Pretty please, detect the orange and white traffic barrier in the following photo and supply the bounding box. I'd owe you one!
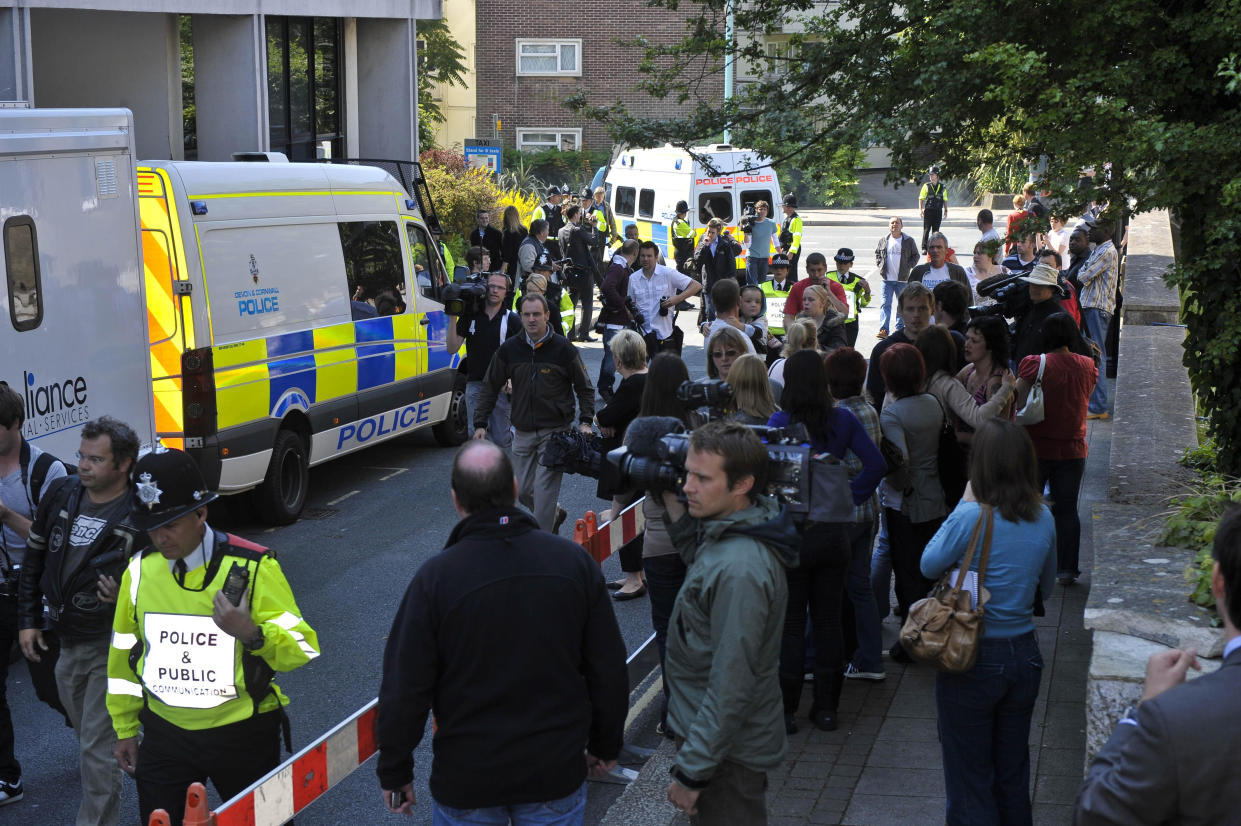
[579,497,645,565]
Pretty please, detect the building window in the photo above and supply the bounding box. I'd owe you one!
[516,129,581,152]
[4,216,42,332]
[267,17,345,161]
[515,39,581,77]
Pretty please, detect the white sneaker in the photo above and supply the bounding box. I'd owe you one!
[0,778,23,806]
[844,663,886,682]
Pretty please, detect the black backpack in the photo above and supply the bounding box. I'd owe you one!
[19,440,74,508]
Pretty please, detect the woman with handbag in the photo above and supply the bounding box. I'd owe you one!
[1015,312,1098,586]
[955,315,1017,445]
[767,350,885,733]
[920,418,1056,826]
[878,343,946,658]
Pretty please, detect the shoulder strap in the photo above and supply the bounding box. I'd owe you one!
[950,512,986,594]
[1036,353,1046,383]
[974,506,995,588]
[29,451,61,508]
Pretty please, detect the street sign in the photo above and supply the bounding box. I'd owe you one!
[464,138,502,175]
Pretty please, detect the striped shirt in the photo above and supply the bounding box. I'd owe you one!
[1077,240,1119,313]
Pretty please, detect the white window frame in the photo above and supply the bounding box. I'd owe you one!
[515,39,582,77]
[515,128,582,152]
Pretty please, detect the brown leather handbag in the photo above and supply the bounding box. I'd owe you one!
[899,505,994,673]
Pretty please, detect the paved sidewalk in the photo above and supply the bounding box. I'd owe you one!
[600,412,1112,826]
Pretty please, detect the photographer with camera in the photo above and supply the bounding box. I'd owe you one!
[741,200,779,286]
[630,240,702,358]
[558,205,601,342]
[1012,263,1068,367]
[597,239,643,402]
[472,293,595,534]
[657,420,798,823]
[446,271,521,449]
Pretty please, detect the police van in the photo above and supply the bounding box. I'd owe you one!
[602,144,783,271]
[1,107,158,461]
[137,157,464,523]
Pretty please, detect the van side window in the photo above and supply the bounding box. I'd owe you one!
[614,186,636,218]
[339,221,406,318]
[740,190,774,215]
[698,193,733,224]
[638,189,655,219]
[3,217,42,332]
[405,221,447,298]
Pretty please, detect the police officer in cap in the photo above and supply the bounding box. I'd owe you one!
[671,200,695,275]
[107,448,320,825]
[532,186,566,259]
[779,194,804,280]
[826,248,872,347]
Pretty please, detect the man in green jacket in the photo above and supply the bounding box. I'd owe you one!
[660,421,799,825]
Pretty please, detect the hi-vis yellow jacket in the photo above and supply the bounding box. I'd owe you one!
[106,529,319,737]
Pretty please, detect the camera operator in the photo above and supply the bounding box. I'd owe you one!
[630,241,702,358]
[598,239,643,402]
[658,421,798,823]
[517,219,559,287]
[558,205,601,342]
[1012,263,1067,367]
[472,293,595,534]
[446,271,521,450]
[741,200,779,286]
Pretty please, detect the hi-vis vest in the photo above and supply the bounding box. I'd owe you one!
[761,279,792,335]
[827,270,868,321]
[106,533,319,737]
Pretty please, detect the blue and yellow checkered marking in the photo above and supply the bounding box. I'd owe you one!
[210,311,450,430]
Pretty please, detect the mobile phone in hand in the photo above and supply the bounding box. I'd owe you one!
[388,789,407,809]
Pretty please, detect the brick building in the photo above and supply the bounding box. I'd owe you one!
[474,0,722,153]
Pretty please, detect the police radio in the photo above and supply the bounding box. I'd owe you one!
[221,563,250,606]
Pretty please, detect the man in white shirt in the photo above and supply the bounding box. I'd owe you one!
[628,241,702,357]
[977,209,1003,263]
[873,216,920,339]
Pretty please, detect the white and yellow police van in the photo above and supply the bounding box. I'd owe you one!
[1,107,158,459]
[137,157,464,523]
[602,144,783,271]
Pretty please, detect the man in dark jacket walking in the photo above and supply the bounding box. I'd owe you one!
[558,205,601,341]
[468,208,503,272]
[659,422,798,825]
[378,440,627,823]
[694,218,743,324]
[473,293,595,533]
[597,239,641,401]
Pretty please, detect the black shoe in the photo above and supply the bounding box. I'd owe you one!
[606,579,625,591]
[553,506,568,534]
[889,642,913,664]
[578,334,598,342]
[784,713,799,735]
[809,669,844,731]
[613,584,647,601]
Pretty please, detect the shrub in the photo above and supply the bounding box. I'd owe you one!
[496,188,540,227]
[422,165,502,250]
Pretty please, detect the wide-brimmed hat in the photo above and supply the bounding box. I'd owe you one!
[133,447,218,531]
[1018,263,1063,293]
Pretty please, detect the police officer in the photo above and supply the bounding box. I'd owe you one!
[532,186,566,259]
[760,253,796,342]
[780,194,804,281]
[671,200,695,275]
[107,448,319,825]
[825,248,872,347]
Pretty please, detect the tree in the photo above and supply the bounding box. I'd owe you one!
[416,19,469,150]
[571,0,1241,472]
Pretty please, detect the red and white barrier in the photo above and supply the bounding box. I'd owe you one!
[574,497,646,565]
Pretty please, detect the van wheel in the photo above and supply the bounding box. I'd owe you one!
[254,430,308,525]
[433,378,469,447]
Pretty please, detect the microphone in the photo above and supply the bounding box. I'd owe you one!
[622,416,686,457]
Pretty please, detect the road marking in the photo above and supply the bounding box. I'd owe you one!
[378,468,408,481]
[624,675,663,731]
[327,490,360,506]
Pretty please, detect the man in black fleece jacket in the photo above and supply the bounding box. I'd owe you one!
[377,441,627,820]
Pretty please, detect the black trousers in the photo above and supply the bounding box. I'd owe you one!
[886,508,944,616]
[921,208,943,251]
[780,522,851,681]
[0,594,66,783]
[136,707,283,824]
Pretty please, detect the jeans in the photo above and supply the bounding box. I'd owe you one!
[433,781,586,826]
[465,381,513,450]
[936,631,1043,826]
[745,257,769,286]
[878,281,906,332]
[845,520,884,674]
[870,509,892,619]
[57,638,121,826]
[780,522,851,680]
[1038,457,1086,577]
[597,327,619,399]
[1080,307,1112,413]
[886,508,943,617]
[511,427,565,532]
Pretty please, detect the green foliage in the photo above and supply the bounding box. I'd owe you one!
[500,148,611,193]
[777,145,864,208]
[969,159,1030,198]
[416,19,469,150]
[1161,441,1239,616]
[420,155,503,249]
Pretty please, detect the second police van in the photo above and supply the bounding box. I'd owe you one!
[137,157,465,523]
[602,144,783,274]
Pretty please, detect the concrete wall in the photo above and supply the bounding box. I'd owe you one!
[29,8,182,159]
[356,17,419,160]
[192,13,267,160]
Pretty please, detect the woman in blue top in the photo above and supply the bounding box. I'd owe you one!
[768,349,885,734]
[920,418,1056,826]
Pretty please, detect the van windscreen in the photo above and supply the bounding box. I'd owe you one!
[698,192,733,224]
[740,190,775,215]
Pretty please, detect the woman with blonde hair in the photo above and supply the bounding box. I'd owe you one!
[500,204,527,278]
[799,284,848,353]
[768,317,820,391]
[726,354,778,425]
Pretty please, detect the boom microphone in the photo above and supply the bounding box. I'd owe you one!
[622,416,686,457]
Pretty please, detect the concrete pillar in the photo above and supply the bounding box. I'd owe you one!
[29,9,181,159]
[192,14,268,160]
[343,18,360,158]
[0,6,34,103]
[356,17,418,160]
